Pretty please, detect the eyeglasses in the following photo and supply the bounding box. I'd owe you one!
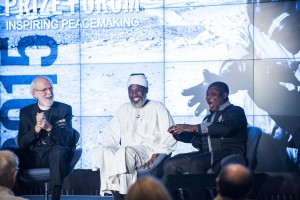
[34,87,53,93]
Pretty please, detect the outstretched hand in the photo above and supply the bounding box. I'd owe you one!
[168,124,198,134]
[182,82,208,116]
[182,69,223,116]
[140,154,159,169]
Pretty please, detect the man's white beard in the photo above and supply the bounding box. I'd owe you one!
[131,96,147,108]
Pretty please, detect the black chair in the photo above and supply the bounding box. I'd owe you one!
[136,153,172,178]
[19,129,82,200]
[208,126,262,173]
[165,127,263,200]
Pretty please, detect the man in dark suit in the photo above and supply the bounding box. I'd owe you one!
[163,81,248,180]
[11,76,74,200]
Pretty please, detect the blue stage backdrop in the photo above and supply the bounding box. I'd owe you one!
[1,0,300,171]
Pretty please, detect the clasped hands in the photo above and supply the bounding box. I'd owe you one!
[35,112,52,133]
[168,124,198,134]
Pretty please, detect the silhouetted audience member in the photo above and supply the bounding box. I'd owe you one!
[0,150,28,200]
[214,164,253,200]
[125,176,172,200]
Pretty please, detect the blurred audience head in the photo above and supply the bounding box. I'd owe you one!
[0,150,19,189]
[125,176,171,200]
[216,164,254,200]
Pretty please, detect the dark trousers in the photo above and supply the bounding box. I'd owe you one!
[162,150,233,183]
[8,145,70,189]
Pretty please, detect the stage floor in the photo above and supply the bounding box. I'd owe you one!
[23,196,114,200]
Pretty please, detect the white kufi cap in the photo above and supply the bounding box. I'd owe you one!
[127,73,148,88]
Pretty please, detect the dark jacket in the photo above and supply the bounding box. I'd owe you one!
[174,103,248,156]
[18,101,74,153]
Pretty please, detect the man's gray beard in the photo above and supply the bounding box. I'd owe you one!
[39,99,54,109]
[131,97,147,108]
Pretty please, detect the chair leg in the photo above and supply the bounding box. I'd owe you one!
[44,182,49,200]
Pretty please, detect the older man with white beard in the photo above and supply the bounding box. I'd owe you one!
[92,73,177,200]
[4,76,74,200]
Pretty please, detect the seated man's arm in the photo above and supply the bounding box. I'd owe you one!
[49,104,74,148]
[168,124,198,143]
[140,102,177,168]
[100,111,123,147]
[18,109,40,149]
[200,106,247,137]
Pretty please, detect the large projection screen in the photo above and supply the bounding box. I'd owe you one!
[1,0,300,171]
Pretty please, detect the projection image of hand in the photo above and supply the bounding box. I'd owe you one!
[182,0,300,169]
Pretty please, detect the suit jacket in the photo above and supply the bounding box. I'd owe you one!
[17,101,74,154]
[173,103,247,156]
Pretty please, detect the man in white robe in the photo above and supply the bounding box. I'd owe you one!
[92,73,177,200]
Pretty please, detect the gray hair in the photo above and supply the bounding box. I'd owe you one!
[0,150,19,188]
[30,76,53,96]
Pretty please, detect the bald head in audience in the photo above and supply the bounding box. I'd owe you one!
[215,164,253,200]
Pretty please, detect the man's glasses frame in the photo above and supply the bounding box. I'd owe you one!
[34,87,53,93]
